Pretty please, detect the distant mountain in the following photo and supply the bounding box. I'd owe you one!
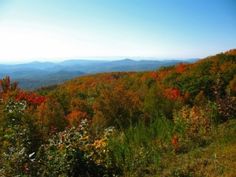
[15,70,85,90]
[0,58,198,90]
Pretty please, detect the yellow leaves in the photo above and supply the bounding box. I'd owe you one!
[93,139,107,149]
[79,135,89,142]
[174,106,212,139]
[58,144,65,151]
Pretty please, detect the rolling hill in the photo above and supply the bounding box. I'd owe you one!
[0,58,197,90]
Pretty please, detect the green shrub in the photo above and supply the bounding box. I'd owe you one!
[107,116,173,176]
[36,119,119,177]
[0,100,40,177]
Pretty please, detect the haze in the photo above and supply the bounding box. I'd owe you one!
[0,0,235,64]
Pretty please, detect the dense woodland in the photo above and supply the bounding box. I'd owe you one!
[0,50,236,177]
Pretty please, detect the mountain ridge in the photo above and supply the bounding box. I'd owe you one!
[0,58,197,90]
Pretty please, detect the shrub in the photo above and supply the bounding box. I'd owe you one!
[144,85,182,120]
[173,106,212,147]
[36,119,118,177]
[0,100,40,177]
[216,96,236,122]
[227,75,236,96]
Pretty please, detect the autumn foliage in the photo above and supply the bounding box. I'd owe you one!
[16,91,46,105]
[0,76,18,93]
[0,49,236,176]
[66,110,88,127]
[176,63,186,73]
[164,88,181,100]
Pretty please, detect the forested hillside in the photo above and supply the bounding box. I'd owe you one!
[0,59,191,90]
[0,50,235,177]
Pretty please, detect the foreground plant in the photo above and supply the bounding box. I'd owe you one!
[36,119,118,177]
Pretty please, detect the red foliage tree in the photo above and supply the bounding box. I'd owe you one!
[16,91,46,106]
[176,63,186,73]
[149,72,159,80]
[164,88,181,100]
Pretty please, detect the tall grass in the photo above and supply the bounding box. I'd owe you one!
[107,115,173,175]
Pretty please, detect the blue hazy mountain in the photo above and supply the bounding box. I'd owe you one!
[0,58,198,90]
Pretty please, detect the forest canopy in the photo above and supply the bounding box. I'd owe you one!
[0,50,236,177]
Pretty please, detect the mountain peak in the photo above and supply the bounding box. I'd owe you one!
[122,58,134,62]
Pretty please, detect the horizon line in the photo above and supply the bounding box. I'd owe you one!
[0,57,199,65]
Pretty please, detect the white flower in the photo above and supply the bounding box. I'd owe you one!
[29,152,35,158]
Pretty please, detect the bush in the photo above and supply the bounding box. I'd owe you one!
[0,100,40,177]
[216,96,236,122]
[144,85,182,120]
[36,119,118,177]
[173,106,212,148]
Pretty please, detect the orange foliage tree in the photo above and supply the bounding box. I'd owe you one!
[66,110,89,127]
[92,84,142,129]
[36,97,66,137]
[175,63,186,73]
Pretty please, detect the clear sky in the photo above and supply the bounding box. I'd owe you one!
[0,0,235,63]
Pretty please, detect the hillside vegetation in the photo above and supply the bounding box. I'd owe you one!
[0,59,189,90]
[0,50,235,177]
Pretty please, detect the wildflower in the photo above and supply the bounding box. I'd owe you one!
[171,134,179,152]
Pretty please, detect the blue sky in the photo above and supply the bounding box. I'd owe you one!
[0,0,235,63]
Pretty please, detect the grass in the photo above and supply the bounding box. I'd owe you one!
[107,118,236,177]
[156,119,236,177]
[107,116,173,176]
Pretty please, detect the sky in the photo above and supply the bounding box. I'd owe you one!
[0,0,235,63]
